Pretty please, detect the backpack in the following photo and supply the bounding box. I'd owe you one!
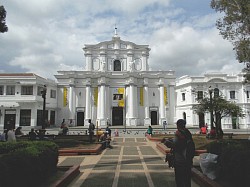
[92,123,95,130]
[185,138,195,163]
[180,129,195,164]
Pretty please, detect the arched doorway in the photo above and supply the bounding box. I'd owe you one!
[198,113,205,128]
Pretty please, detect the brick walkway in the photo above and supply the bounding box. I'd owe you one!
[58,137,201,187]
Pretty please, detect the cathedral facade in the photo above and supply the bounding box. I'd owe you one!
[55,33,176,127]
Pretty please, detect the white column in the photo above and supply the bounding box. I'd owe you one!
[85,85,92,122]
[85,54,92,71]
[100,85,106,119]
[169,83,176,124]
[97,86,101,120]
[125,86,129,125]
[106,86,110,122]
[69,85,75,120]
[97,76,107,127]
[128,84,138,126]
[129,85,135,118]
[142,52,149,71]
[159,85,166,125]
[144,85,151,125]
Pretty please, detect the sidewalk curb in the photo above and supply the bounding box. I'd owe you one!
[192,167,222,187]
[59,144,102,156]
[50,165,80,187]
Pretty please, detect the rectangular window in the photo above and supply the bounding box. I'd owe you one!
[50,111,55,125]
[182,93,186,101]
[113,94,123,100]
[37,86,44,96]
[197,91,203,100]
[21,86,33,95]
[247,91,249,99]
[230,91,236,99]
[50,89,56,98]
[6,85,15,95]
[37,110,48,126]
[0,85,4,95]
[20,109,31,126]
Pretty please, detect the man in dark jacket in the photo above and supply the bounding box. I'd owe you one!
[163,119,194,187]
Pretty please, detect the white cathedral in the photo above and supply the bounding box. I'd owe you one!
[0,31,250,130]
[55,31,176,128]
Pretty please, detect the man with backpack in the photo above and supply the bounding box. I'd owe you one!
[88,119,95,143]
[163,119,195,187]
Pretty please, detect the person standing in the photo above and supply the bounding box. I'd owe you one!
[88,119,95,143]
[105,124,111,137]
[163,119,194,187]
[163,120,167,130]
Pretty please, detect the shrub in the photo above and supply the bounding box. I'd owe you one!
[0,141,58,187]
[206,139,250,185]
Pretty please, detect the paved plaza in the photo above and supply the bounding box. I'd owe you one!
[58,137,201,187]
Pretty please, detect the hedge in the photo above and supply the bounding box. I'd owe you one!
[0,141,58,187]
[206,139,250,186]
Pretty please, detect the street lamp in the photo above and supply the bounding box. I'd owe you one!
[41,85,47,129]
[208,87,214,129]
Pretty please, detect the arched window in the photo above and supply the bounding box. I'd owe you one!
[114,60,121,71]
[183,112,186,120]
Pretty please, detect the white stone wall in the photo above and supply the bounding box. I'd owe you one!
[175,73,250,129]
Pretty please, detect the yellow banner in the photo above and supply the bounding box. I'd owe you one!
[118,88,125,107]
[164,87,168,105]
[140,87,143,106]
[63,87,68,107]
[94,87,98,106]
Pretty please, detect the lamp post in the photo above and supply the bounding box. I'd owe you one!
[41,85,47,129]
[208,87,214,129]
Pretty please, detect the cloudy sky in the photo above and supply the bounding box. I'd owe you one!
[0,0,244,80]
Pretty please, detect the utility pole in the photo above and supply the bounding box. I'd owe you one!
[41,85,47,129]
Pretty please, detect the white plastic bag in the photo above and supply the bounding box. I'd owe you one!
[200,153,219,180]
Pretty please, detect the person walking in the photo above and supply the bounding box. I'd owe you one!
[88,119,95,143]
[162,119,195,187]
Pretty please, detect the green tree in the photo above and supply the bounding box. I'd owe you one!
[211,0,250,81]
[193,93,244,138]
[0,5,8,33]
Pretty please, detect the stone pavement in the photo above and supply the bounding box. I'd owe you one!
[58,137,201,187]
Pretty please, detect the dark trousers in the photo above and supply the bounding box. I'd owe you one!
[89,132,94,143]
[174,165,191,187]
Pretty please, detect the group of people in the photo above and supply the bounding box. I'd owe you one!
[0,127,25,142]
[0,126,51,142]
[88,119,112,148]
[199,123,217,139]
